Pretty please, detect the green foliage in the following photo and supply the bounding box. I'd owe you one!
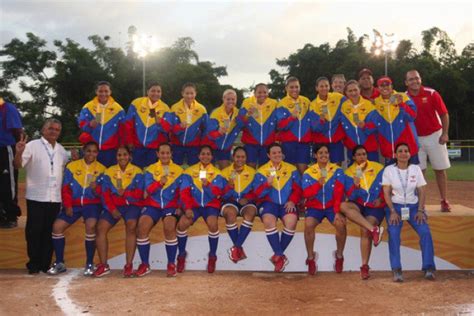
[268,28,473,139]
[1,34,241,141]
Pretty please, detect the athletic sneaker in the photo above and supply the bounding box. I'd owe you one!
[228,246,240,263]
[274,255,289,273]
[333,251,344,273]
[123,264,133,278]
[371,226,384,247]
[207,255,217,273]
[441,200,451,212]
[83,263,95,276]
[360,264,370,280]
[306,252,317,275]
[135,263,151,277]
[393,269,403,282]
[167,263,177,277]
[93,263,110,277]
[47,262,67,275]
[239,247,247,260]
[177,252,187,273]
[424,269,436,280]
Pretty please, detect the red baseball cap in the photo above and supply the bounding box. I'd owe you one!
[358,68,373,78]
[377,76,393,86]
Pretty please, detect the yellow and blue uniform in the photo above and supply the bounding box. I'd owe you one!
[344,161,386,223]
[221,164,257,213]
[141,161,184,223]
[52,159,106,267]
[340,97,379,161]
[98,163,144,225]
[203,104,243,161]
[124,97,170,168]
[78,97,126,167]
[373,92,419,163]
[302,163,345,223]
[236,96,278,165]
[276,95,313,164]
[160,99,208,165]
[179,163,226,258]
[310,93,345,163]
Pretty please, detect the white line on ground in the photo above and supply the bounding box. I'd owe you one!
[52,269,88,315]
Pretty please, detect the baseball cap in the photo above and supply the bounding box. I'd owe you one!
[377,76,393,86]
[358,68,373,78]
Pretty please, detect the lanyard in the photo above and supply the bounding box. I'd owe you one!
[41,140,56,175]
[396,167,410,206]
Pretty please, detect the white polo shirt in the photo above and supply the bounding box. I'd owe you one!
[382,164,427,205]
[22,137,68,203]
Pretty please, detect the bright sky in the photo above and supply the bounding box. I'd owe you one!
[1,0,473,89]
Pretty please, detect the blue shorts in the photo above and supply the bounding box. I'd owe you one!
[172,145,200,166]
[221,201,258,216]
[282,142,311,164]
[140,206,178,224]
[192,207,220,222]
[258,201,297,220]
[385,154,420,166]
[133,147,157,169]
[57,204,102,224]
[97,149,117,168]
[305,208,336,223]
[100,205,141,225]
[352,202,385,224]
[244,144,269,165]
[214,149,231,162]
[328,142,344,163]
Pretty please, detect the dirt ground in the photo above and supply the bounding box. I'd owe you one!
[0,270,472,315]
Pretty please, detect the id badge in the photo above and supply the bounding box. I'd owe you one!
[95,112,102,123]
[186,113,193,124]
[149,108,156,118]
[320,168,328,178]
[49,176,57,188]
[223,119,230,130]
[199,170,207,179]
[163,166,170,176]
[353,113,360,124]
[86,174,93,186]
[116,179,123,190]
[401,207,410,221]
[322,104,329,116]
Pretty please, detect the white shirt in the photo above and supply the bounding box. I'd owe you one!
[22,137,68,203]
[382,164,427,205]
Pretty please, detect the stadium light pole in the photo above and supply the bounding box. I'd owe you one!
[372,30,398,76]
[132,34,159,96]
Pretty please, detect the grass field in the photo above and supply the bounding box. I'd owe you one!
[17,161,474,182]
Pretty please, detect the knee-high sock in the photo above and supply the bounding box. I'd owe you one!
[84,234,96,265]
[177,230,188,257]
[136,237,151,265]
[280,228,295,252]
[236,220,253,247]
[165,238,178,264]
[265,228,283,256]
[226,223,238,245]
[208,231,219,257]
[52,233,65,264]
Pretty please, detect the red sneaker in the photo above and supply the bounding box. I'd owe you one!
[123,263,133,278]
[441,200,451,212]
[177,252,186,273]
[207,255,217,273]
[274,255,288,273]
[93,263,110,278]
[371,226,384,247]
[228,246,240,263]
[360,264,370,280]
[167,263,177,277]
[238,247,247,261]
[134,263,150,277]
[333,251,344,273]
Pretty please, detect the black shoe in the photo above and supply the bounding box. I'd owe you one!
[0,221,17,229]
[28,269,40,275]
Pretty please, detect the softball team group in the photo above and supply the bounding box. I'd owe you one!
[44,73,436,282]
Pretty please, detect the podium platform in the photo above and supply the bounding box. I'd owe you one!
[1,205,473,271]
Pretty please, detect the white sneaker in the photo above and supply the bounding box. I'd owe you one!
[83,263,95,276]
[47,262,67,275]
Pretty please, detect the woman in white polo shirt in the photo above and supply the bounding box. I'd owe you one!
[382,143,436,282]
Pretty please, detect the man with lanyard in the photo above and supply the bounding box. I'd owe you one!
[0,98,23,228]
[406,70,451,212]
[14,118,69,274]
[358,68,380,103]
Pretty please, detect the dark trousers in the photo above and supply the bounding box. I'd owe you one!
[0,145,20,222]
[25,200,60,272]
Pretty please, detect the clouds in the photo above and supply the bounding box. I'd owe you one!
[1,0,472,88]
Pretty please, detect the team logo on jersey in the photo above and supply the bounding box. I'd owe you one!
[108,108,115,113]
[177,109,184,115]
[76,170,82,176]
[140,107,147,113]
[422,97,428,103]
[193,109,200,115]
